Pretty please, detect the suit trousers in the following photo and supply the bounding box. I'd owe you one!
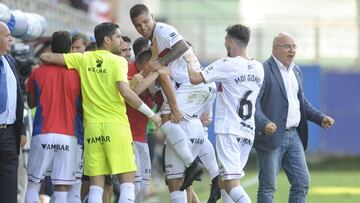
[0,125,19,203]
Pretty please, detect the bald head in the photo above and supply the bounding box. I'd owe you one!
[0,22,11,55]
[271,32,297,68]
[272,32,295,46]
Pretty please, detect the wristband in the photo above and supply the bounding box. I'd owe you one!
[137,103,155,118]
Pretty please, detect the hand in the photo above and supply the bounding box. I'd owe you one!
[150,114,162,129]
[170,110,183,123]
[151,37,159,60]
[200,112,211,127]
[321,116,335,129]
[264,122,277,135]
[20,135,27,148]
[183,50,195,63]
[148,58,162,72]
[157,66,170,76]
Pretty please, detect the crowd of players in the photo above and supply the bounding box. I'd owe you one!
[0,3,335,203]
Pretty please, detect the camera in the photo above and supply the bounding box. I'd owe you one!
[10,43,35,90]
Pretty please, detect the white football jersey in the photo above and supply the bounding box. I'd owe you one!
[153,22,201,83]
[201,56,264,140]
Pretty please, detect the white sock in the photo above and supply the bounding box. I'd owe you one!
[88,185,103,203]
[135,180,150,203]
[119,183,135,203]
[67,182,82,203]
[199,138,219,179]
[170,190,187,203]
[52,191,68,203]
[25,181,41,203]
[229,186,251,203]
[134,181,141,201]
[221,189,234,203]
[161,121,194,167]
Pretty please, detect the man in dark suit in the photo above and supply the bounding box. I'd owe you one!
[0,22,26,203]
[254,32,334,203]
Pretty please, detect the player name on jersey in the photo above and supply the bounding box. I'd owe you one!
[234,74,262,88]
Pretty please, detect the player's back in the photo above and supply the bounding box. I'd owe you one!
[26,65,81,136]
[203,56,264,139]
[64,50,129,125]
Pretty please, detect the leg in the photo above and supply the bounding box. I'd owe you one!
[255,148,282,203]
[0,127,19,203]
[135,142,151,203]
[89,175,105,203]
[161,116,195,167]
[216,134,252,203]
[52,185,69,203]
[102,177,113,203]
[168,178,187,203]
[282,131,310,203]
[198,137,220,202]
[117,171,136,203]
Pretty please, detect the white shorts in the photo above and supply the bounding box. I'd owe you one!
[27,133,78,185]
[164,119,206,179]
[134,141,151,183]
[216,133,253,181]
[162,83,216,119]
[74,144,84,182]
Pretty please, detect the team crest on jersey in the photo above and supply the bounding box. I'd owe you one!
[96,59,103,68]
[88,59,107,73]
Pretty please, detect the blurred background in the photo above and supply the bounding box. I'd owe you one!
[1,0,359,202]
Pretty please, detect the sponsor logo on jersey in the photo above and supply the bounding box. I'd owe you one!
[87,135,111,144]
[87,59,107,73]
[41,144,70,151]
[190,138,204,145]
[236,137,252,145]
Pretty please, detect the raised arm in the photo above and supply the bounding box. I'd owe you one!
[39,53,66,66]
[183,51,205,84]
[158,40,189,65]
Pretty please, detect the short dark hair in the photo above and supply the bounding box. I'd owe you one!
[121,36,131,43]
[130,4,150,20]
[226,24,250,47]
[133,37,150,57]
[51,30,71,53]
[85,42,97,51]
[135,49,152,70]
[94,22,120,48]
[72,32,89,46]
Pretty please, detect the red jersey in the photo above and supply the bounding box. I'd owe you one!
[25,65,81,137]
[126,62,153,143]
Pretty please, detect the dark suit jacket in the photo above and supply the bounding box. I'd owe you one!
[254,56,324,151]
[3,54,24,154]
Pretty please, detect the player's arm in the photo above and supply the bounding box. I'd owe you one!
[183,51,205,84]
[39,53,66,66]
[158,73,183,123]
[158,40,189,65]
[116,81,162,127]
[26,92,37,109]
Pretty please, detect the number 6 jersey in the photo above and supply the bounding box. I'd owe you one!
[201,56,264,141]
